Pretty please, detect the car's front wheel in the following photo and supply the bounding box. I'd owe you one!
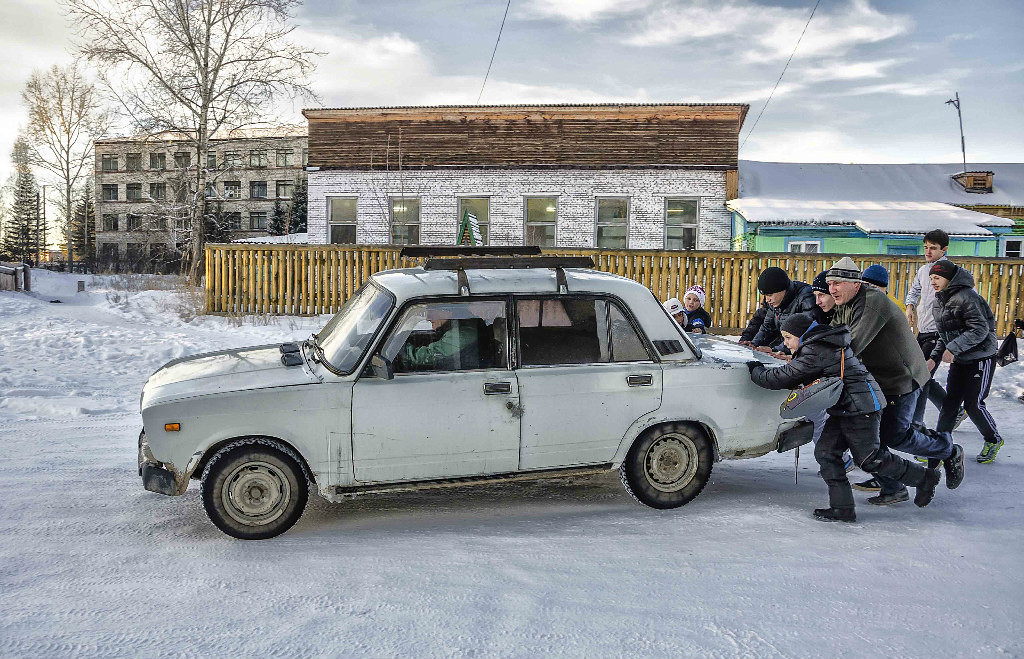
[201,440,309,540]
[619,423,714,509]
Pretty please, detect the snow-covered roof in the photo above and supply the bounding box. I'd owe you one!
[727,199,1014,237]
[233,233,309,244]
[739,161,1024,206]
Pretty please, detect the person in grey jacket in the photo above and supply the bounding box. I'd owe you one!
[927,260,1005,463]
[827,256,964,503]
[748,313,940,522]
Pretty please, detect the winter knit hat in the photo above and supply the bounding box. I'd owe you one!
[684,285,706,308]
[757,267,791,294]
[663,298,684,315]
[780,312,816,338]
[825,256,862,283]
[929,260,958,281]
[811,271,830,294]
[861,264,889,288]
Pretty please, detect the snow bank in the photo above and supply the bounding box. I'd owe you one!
[1,270,1022,658]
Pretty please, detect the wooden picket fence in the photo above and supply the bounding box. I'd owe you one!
[204,244,1024,336]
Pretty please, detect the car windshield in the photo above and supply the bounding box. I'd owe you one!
[315,282,393,374]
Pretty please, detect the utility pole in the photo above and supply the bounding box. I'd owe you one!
[945,92,966,173]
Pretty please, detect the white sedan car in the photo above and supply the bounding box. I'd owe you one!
[139,253,809,539]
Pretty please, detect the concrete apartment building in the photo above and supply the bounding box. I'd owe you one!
[93,128,308,270]
[302,104,747,250]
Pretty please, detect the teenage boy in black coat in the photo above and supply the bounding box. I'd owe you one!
[928,260,1005,463]
[748,313,941,522]
[740,267,816,354]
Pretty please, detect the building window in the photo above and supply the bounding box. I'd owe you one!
[275,180,294,198]
[1005,239,1023,258]
[276,149,293,167]
[525,197,557,247]
[249,149,268,168]
[225,151,242,168]
[788,240,821,254]
[150,152,166,170]
[154,216,167,230]
[101,154,118,172]
[126,214,141,231]
[596,197,629,249]
[102,214,118,231]
[302,148,308,166]
[126,242,145,264]
[390,197,420,245]
[149,182,166,201]
[223,181,241,199]
[249,211,267,230]
[206,152,216,169]
[100,243,118,261]
[250,180,267,199]
[174,183,189,203]
[665,198,698,250]
[225,212,242,230]
[205,183,217,198]
[174,151,191,169]
[329,197,357,244]
[125,153,142,171]
[125,183,142,201]
[102,184,118,201]
[458,197,489,245]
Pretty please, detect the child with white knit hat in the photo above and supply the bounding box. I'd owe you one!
[664,285,712,334]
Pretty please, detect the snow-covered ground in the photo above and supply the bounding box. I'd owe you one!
[1,270,1022,659]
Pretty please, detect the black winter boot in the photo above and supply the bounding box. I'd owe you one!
[813,507,856,523]
[944,444,965,489]
[914,468,941,507]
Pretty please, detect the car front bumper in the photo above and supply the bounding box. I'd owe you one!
[138,430,190,496]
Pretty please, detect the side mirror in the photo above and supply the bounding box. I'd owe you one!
[370,354,394,380]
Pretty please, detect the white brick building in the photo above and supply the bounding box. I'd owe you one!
[303,104,746,251]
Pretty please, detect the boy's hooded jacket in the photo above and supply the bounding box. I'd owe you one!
[749,323,883,416]
[931,267,998,363]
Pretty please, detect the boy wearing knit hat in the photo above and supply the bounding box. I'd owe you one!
[827,255,965,503]
[748,312,941,521]
[861,264,905,312]
[739,266,816,353]
[927,261,1005,463]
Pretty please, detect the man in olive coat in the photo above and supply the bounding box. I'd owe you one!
[827,257,964,504]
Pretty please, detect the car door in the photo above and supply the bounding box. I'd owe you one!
[350,298,520,483]
[513,296,663,470]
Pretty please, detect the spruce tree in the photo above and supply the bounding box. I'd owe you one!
[70,184,96,265]
[289,178,307,234]
[268,198,287,236]
[7,170,39,264]
[204,201,230,244]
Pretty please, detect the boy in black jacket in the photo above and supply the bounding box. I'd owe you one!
[748,313,941,522]
[928,260,1004,463]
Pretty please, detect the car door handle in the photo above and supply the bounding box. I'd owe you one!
[483,381,512,395]
[626,374,654,387]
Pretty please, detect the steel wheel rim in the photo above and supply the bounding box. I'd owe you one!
[644,434,699,493]
[222,461,291,527]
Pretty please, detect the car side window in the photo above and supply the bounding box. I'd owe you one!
[381,300,508,374]
[516,297,651,366]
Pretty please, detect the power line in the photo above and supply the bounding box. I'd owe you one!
[740,0,820,151]
[477,0,512,103]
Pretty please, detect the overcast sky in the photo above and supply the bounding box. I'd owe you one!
[0,0,1021,196]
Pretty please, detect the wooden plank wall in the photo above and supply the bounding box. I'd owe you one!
[204,245,1024,337]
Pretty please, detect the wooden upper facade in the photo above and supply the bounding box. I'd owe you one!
[303,104,748,170]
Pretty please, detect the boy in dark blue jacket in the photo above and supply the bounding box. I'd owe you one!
[748,313,941,522]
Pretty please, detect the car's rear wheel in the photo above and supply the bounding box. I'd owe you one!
[619,423,714,509]
[201,441,308,540]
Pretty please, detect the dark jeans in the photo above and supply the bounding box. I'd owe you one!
[912,332,947,425]
[938,358,1001,442]
[815,412,927,510]
[877,388,953,495]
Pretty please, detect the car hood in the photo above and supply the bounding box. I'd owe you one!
[689,334,780,367]
[141,344,318,410]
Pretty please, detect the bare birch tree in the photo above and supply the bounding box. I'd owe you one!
[66,0,319,281]
[22,63,112,272]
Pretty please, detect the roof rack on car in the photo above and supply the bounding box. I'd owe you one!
[421,255,595,296]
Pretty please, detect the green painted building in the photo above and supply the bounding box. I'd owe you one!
[730,162,1022,256]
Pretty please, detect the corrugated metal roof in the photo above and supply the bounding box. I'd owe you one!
[727,198,1014,237]
[739,161,1024,206]
[305,102,747,112]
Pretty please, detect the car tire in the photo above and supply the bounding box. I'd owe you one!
[201,440,309,540]
[619,423,714,509]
